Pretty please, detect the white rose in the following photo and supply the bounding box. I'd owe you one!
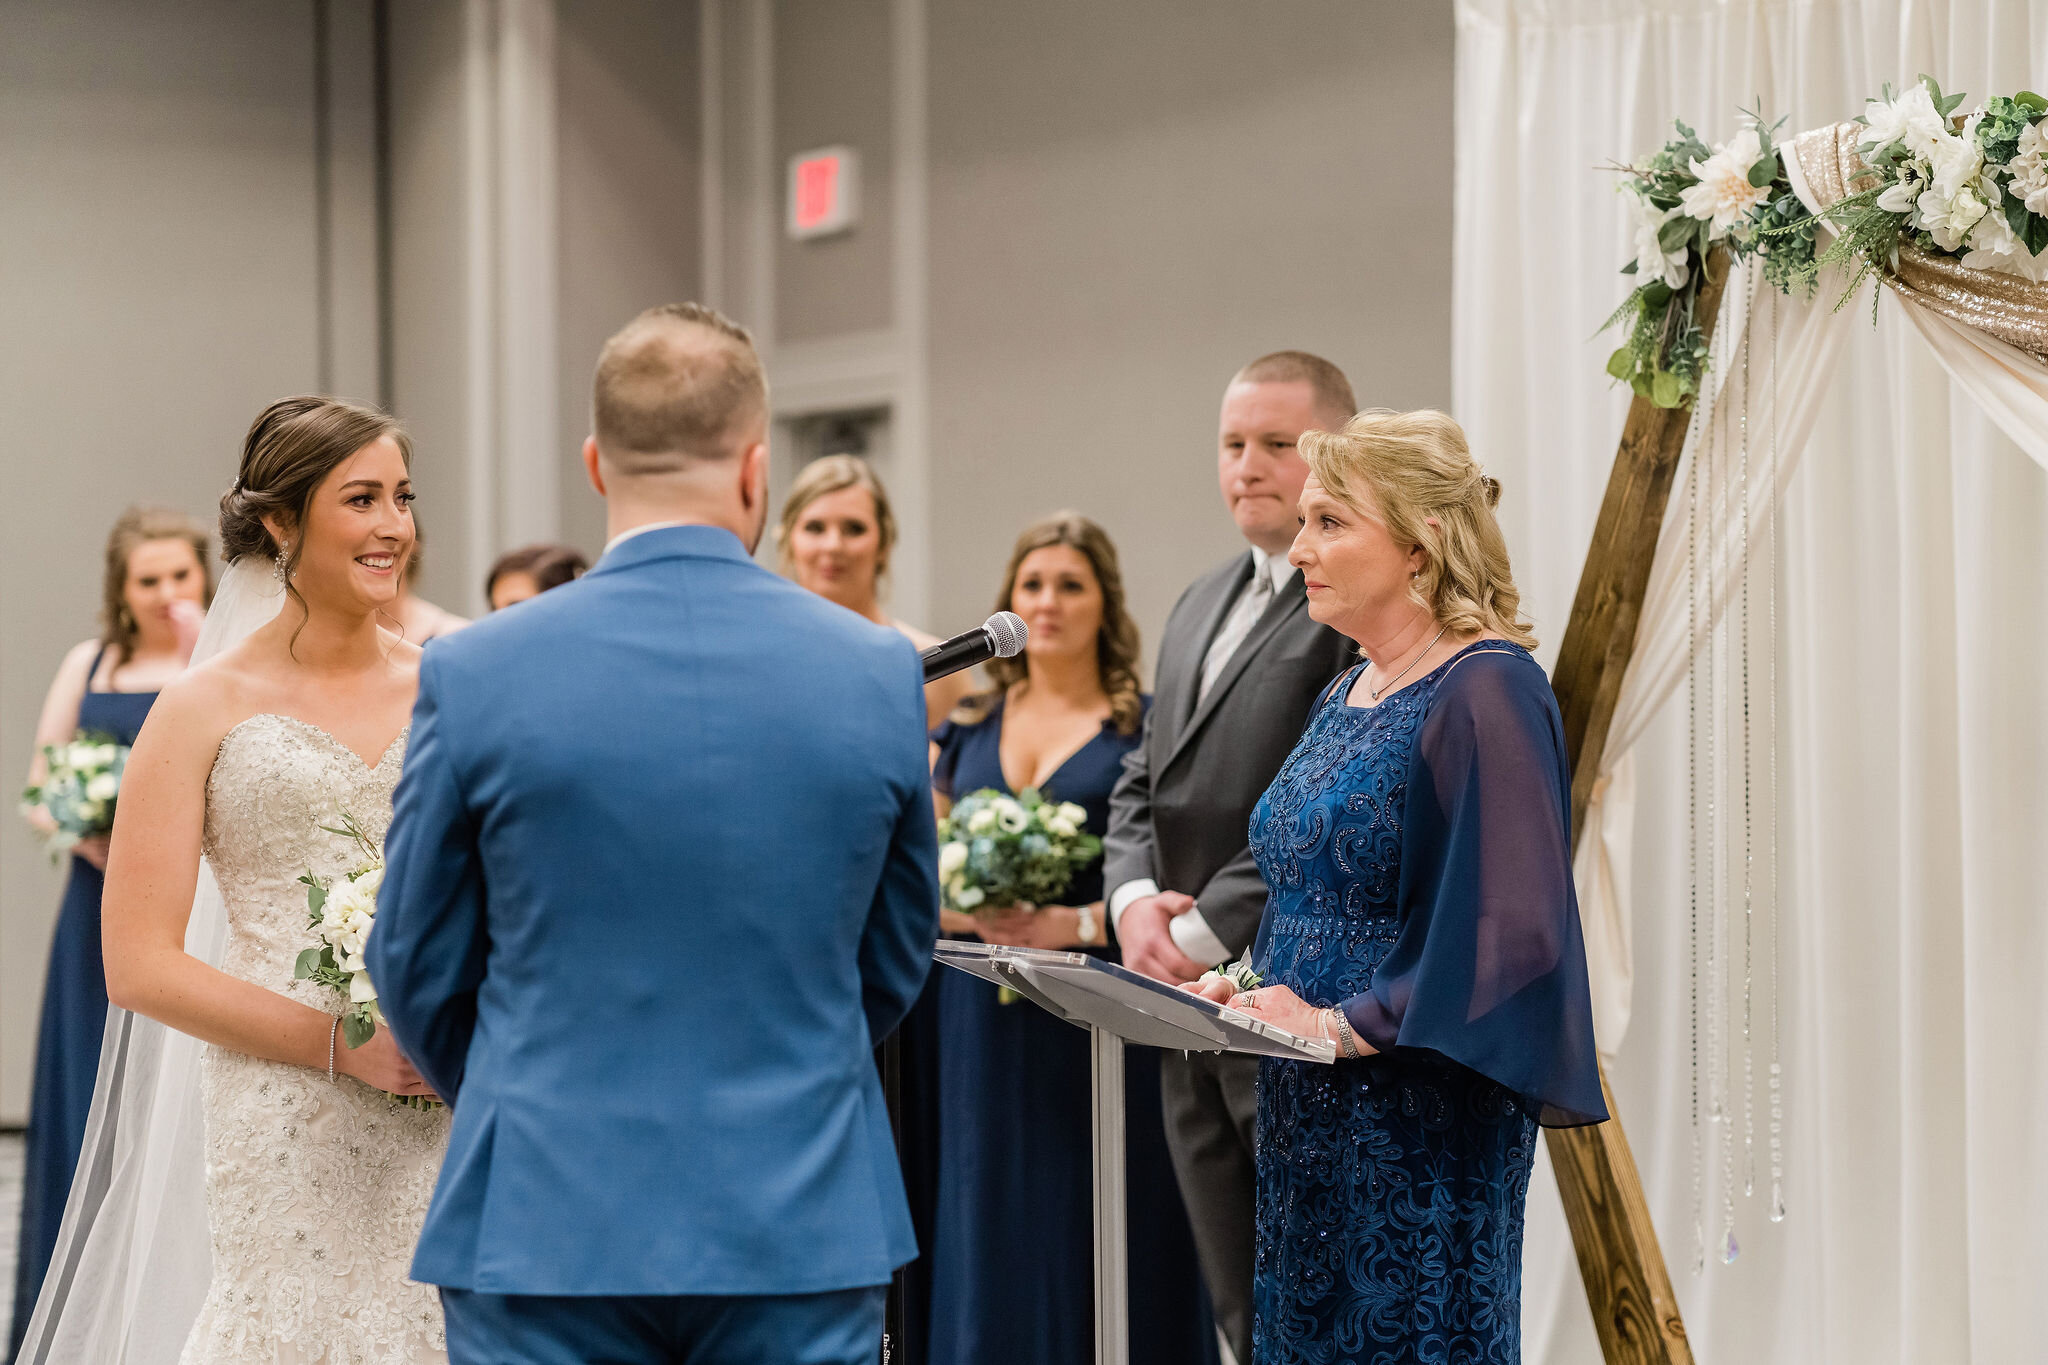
[353,865,384,899]
[341,952,366,972]
[1917,183,1988,250]
[938,842,968,876]
[1961,206,2048,281]
[1626,193,1691,290]
[967,808,998,834]
[1862,83,1947,159]
[1928,124,1986,201]
[956,886,986,910]
[66,742,96,770]
[1046,816,1079,839]
[85,772,119,802]
[348,972,378,1003]
[1056,802,1087,827]
[1679,126,1771,237]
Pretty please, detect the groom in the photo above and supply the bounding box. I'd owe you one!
[372,303,940,1364]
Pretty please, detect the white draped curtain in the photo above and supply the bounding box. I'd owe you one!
[1455,3,2048,1362]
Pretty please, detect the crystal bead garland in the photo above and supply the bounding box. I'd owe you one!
[1741,270,1757,1206]
[1766,287,1787,1226]
[1684,320,1715,1275]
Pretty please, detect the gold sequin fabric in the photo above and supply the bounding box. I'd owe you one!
[1793,118,2048,360]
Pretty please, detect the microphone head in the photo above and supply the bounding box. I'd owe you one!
[984,611,1028,658]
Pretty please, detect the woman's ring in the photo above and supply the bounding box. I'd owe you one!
[1232,992,1257,1010]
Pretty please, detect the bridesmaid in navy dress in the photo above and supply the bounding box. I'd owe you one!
[10,509,210,1354]
[1193,411,1604,1365]
[927,513,1215,1365]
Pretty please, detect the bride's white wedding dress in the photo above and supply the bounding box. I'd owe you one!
[181,713,449,1364]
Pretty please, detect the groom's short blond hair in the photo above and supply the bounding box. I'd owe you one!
[593,303,769,475]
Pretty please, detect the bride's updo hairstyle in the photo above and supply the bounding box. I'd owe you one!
[219,396,413,578]
[1299,408,1537,650]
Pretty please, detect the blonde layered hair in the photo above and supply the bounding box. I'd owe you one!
[1300,408,1537,649]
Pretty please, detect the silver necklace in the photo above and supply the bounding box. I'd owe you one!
[1366,622,1450,702]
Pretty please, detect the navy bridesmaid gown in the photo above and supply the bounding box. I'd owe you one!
[9,647,158,1357]
[924,697,1216,1365]
[1246,644,1606,1365]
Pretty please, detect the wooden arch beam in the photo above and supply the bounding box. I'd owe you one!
[1543,246,1735,1365]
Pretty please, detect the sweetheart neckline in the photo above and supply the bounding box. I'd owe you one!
[218,712,411,775]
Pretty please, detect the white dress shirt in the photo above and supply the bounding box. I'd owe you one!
[1109,547,1300,969]
[602,519,702,555]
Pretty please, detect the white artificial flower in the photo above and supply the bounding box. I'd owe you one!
[938,841,968,876]
[1929,122,1986,201]
[1876,159,1928,215]
[85,772,119,802]
[353,865,384,898]
[1045,816,1078,839]
[1626,193,1691,289]
[2007,119,2048,215]
[996,803,1030,835]
[956,886,986,910]
[1681,126,1772,237]
[1055,802,1088,827]
[66,742,96,770]
[967,807,998,834]
[341,952,366,972]
[1918,182,1989,250]
[1961,206,2048,281]
[1862,83,1948,159]
[93,744,120,768]
[348,972,378,1003]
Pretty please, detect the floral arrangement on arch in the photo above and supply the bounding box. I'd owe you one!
[1606,76,2048,406]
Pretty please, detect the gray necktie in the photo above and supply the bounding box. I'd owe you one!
[1198,564,1274,702]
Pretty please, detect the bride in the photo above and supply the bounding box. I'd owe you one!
[16,397,450,1364]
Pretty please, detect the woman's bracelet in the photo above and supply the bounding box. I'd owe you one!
[327,1016,340,1083]
[1332,1006,1361,1059]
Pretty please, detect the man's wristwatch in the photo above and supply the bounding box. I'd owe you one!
[1076,903,1099,946]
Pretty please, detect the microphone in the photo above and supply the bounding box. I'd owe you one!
[921,612,1028,682]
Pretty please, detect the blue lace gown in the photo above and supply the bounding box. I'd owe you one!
[925,697,1216,1365]
[1246,643,1606,1365]
[9,647,159,1356]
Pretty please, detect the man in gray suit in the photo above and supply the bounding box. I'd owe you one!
[1103,351,1358,1364]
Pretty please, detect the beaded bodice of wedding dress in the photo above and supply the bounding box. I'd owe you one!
[183,713,449,1365]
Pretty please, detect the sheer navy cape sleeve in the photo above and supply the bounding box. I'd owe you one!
[1338,650,1607,1128]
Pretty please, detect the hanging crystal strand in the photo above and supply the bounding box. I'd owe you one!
[1705,298,1725,1149]
[1714,272,1756,1266]
[1766,288,1787,1224]
[1741,270,1757,1205]
[1684,331,1713,1275]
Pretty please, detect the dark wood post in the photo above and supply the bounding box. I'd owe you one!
[1543,246,1734,1365]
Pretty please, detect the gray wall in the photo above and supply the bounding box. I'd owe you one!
[555,0,702,560]
[0,0,359,1120]
[924,0,1455,664]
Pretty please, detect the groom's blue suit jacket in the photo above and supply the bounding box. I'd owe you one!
[371,525,940,1296]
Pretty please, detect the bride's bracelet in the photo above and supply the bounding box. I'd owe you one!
[327,1017,340,1083]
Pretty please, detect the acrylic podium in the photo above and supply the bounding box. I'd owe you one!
[933,943,1335,1365]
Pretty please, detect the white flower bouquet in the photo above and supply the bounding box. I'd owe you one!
[937,787,1101,915]
[294,812,437,1108]
[22,731,128,859]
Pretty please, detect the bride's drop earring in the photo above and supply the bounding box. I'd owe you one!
[273,543,291,587]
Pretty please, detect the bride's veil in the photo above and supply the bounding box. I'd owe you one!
[16,556,285,1364]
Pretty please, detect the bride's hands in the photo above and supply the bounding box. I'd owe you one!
[337,1029,440,1099]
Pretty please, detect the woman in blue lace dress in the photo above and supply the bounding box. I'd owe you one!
[1193,410,1605,1365]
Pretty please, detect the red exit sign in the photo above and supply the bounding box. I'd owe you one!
[787,146,860,239]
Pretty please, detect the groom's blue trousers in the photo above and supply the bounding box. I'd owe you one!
[439,1284,885,1365]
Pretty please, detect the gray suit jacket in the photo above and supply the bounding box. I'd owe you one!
[1104,551,1357,958]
